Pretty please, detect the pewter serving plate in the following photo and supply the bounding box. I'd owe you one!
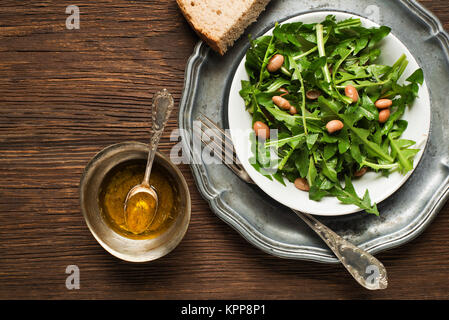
[179,0,449,263]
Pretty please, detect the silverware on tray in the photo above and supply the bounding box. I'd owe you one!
[196,114,388,290]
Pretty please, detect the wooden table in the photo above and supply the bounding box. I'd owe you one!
[0,0,448,300]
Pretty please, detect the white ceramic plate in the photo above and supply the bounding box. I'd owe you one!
[228,11,431,216]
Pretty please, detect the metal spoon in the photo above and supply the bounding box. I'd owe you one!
[124,89,174,234]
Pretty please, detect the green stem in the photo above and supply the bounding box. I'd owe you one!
[293,46,318,61]
[335,79,391,89]
[278,147,295,170]
[335,19,362,29]
[388,134,413,172]
[280,66,292,78]
[361,160,398,171]
[257,36,275,88]
[332,48,354,84]
[265,133,306,148]
[332,47,355,104]
[266,78,291,92]
[297,71,308,135]
[292,33,330,61]
[335,75,372,85]
[316,24,332,84]
[251,94,269,122]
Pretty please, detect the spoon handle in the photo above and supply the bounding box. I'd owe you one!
[293,210,388,290]
[143,89,175,185]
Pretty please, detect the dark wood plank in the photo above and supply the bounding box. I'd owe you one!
[0,0,448,299]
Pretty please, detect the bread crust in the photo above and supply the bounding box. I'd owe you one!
[176,0,270,55]
[176,0,223,54]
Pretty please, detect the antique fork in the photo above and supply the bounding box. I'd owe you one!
[196,114,388,290]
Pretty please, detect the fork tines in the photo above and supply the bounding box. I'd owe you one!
[195,113,253,184]
[196,113,238,165]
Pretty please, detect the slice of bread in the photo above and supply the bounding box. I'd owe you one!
[177,0,271,55]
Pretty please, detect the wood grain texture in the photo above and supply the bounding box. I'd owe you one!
[0,0,448,300]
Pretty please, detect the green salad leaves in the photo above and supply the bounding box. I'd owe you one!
[239,15,424,215]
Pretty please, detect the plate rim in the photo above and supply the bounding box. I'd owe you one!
[178,0,449,263]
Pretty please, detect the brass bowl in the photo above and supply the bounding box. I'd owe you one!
[79,142,191,262]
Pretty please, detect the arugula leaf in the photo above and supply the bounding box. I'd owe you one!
[245,35,275,83]
[321,158,339,183]
[324,143,338,160]
[406,68,424,85]
[307,156,317,187]
[295,150,309,178]
[388,124,420,173]
[265,133,306,148]
[273,22,317,49]
[239,15,423,215]
[330,176,379,215]
[306,133,319,150]
[266,78,291,92]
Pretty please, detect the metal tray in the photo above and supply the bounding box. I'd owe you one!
[178,0,449,263]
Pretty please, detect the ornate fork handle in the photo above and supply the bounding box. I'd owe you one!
[197,115,388,290]
[294,210,388,290]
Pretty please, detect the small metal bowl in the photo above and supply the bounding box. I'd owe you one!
[79,141,191,262]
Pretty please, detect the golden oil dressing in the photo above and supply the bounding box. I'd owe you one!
[98,160,179,240]
[125,191,158,235]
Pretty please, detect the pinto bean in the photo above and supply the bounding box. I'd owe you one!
[289,106,297,115]
[326,120,344,134]
[306,89,321,100]
[267,54,284,72]
[272,96,291,110]
[375,99,393,109]
[253,121,270,139]
[354,167,368,177]
[345,85,359,103]
[378,109,391,123]
[294,178,310,191]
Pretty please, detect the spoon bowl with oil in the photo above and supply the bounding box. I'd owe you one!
[124,89,174,235]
